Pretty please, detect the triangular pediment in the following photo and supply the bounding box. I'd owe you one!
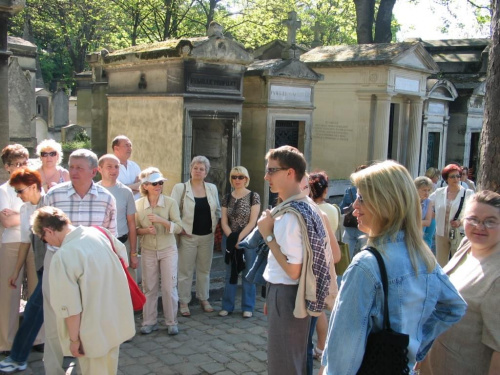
[190,37,253,65]
[247,59,322,81]
[392,44,439,73]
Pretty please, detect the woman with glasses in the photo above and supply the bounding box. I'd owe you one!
[135,168,183,335]
[0,145,37,354]
[320,160,466,375]
[429,164,473,267]
[36,139,69,193]
[171,156,221,316]
[219,166,260,318]
[420,190,500,375]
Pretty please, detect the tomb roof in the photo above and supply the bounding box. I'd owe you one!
[246,58,322,81]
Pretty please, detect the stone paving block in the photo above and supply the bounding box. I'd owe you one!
[233,342,257,352]
[199,361,226,374]
[171,362,203,375]
[244,360,267,372]
[226,327,245,335]
[210,338,238,353]
[173,345,199,356]
[245,334,267,346]
[228,350,254,363]
[208,351,231,364]
[249,350,267,361]
[184,353,212,365]
[219,332,244,345]
[158,353,184,366]
[226,360,250,373]
[120,364,151,375]
[138,355,159,365]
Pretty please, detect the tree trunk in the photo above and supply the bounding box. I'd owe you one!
[374,0,396,43]
[354,0,375,44]
[478,0,500,193]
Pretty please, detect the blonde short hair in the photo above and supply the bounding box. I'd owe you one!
[36,139,63,165]
[139,167,161,196]
[351,160,436,273]
[229,166,250,188]
[414,176,433,190]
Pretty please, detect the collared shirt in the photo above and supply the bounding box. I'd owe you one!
[44,181,117,236]
[117,160,141,200]
[0,182,24,243]
[97,181,136,237]
[135,194,183,250]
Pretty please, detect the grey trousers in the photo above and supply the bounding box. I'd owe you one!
[266,283,311,375]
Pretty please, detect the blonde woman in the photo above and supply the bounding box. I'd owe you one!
[321,160,466,375]
[171,156,221,317]
[36,139,69,193]
[219,166,260,318]
[136,168,183,335]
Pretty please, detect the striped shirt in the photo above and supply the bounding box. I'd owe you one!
[43,181,117,236]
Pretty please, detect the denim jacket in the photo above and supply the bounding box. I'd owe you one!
[322,231,466,374]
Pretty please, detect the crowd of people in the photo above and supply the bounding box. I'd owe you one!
[0,136,498,375]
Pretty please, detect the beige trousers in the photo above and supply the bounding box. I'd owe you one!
[78,346,119,375]
[0,242,38,351]
[141,247,178,326]
[177,233,214,304]
[124,238,137,281]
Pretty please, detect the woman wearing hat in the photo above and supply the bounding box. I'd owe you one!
[136,167,183,335]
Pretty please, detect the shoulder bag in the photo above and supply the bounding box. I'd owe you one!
[343,188,358,228]
[357,246,410,375]
[94,226,146,312]
[333,204,351,276]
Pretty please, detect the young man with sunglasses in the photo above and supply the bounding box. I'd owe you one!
[97,154,138,279]
[257,146,332,375]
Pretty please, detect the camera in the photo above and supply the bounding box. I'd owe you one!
[449,229,456,240]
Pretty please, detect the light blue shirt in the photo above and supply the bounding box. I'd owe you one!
[322,231,466,374]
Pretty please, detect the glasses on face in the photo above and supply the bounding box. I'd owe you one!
[39,230,48,244]
[41,151,57,157]
[15,185,31,194]
[464,217,500,229]
[231,175,246,180]
[356,194,364,204]
[9,161,28,168]
[265,167,288,175]
[448,174,461,179]
[149,181,164,187]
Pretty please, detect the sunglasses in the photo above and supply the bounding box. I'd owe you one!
[9,161,28,168]
[40,230,48,244]
[15,185,31,194]
[231,175,246,180]
[149,181,164,186]
[448,174,461,179]
[356,193,364,203]
[41,151,57,157]
[265,167,288,175]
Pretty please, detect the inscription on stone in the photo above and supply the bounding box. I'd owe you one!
[270,85,311,103]
[428,102,445,114]
[314,122,353,142]
[187,73,241,94]
[395,76,419,93]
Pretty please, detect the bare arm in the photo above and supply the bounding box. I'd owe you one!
[322,213,341,264]
[65,313,85,357]
[8,243,31,288]
[126,214,138,269]
[422,201,433,227]
[237,204,260,244]
[221,207,231,237]
[0,209,20,228]
[488,351,500,375]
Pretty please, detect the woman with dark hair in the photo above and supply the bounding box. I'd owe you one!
[460,166,476,191]
[420,190,500,375]
[0,169,45,372]
[320,160,466,375]
[429,164,473,266]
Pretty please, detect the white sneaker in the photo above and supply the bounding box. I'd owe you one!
[0,357,28,373]
[242,311,253,318]
[167,325,179,335]
[140,323,158,334]
[218,310,229,317]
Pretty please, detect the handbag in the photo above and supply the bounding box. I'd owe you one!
[357,246,410,375]
[94,226,146,312]
[333,204,351,275]
[343,189,358,228]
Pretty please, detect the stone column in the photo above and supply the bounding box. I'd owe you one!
[0,12,10,151]
[372,94,393,162]
[419,111,429,176]
[441,116,449,169]
[406,98,424,178]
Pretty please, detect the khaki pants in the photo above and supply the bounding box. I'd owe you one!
[124,238,137,282]
[177,233,214,304]
[141,247,178,326]
[435,233,463,267]
[0,242,38,351]
[78,346,119,375]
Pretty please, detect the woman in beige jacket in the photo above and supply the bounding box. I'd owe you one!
[171,156,221,316]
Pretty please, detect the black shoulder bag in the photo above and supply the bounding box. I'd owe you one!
[343,188,358,228]
[449,190,466,240]
[357,247,410,375]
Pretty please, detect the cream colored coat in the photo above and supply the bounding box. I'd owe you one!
[171,180,221,235]
[49,226,135,358]
[429,186,474,237]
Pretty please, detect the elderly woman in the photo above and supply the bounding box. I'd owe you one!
[321,160,466,375]
[31,207,134,375]
[219,166,260,318]
[429,164,474,267]
[171,156,221,316]
[36,139,69,192]
[425,167,441,190]
[136,168,183,335]
[0,144,38,354]
[420,190,500,375]
[0,169,45,372]
[415,176,435,250]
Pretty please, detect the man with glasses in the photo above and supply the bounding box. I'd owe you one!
[112,135,141,199]
[42,149,117,375]
[257,145,332,375]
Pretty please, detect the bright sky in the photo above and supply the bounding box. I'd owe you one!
[393,0,491,41]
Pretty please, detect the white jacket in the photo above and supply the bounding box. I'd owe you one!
[430,186,474,237]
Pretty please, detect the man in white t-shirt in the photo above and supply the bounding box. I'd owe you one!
[112,135,141,199]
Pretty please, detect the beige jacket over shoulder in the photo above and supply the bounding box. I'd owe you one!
[171,180,221,235]
[429,186,474,237]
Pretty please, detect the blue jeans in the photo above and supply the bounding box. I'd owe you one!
[221,235,257,312]
[10,269,44,363]
[307,316,319,375]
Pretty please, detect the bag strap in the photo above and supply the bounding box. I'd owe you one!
[452,190,466,221]
[93,225,117,255]
[179,183,187,214]
[333,204,342,242]
[364,246,391,331]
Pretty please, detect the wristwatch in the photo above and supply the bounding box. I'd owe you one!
[265,234,275,244]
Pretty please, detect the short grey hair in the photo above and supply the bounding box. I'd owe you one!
[414,176,433,190]
[69,149,98,169]
[190,155,210,174]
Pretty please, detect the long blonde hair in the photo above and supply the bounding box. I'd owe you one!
[352,160,436,272]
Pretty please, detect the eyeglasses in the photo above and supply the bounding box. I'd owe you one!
[9,161,28,168]
[14,185,31,194]
[265,167,288,175]
[39,230,48,244]
[149,181,164,186]
[231,175,246,180]
[464,217,500,229]
[356,194,364,203]
[448,174,461,179]
[41,151,57,157]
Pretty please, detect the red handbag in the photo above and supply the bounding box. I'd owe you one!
[94,226,146,311]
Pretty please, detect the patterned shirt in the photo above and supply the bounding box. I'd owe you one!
[222,191,261,232]
[44,181,117,236]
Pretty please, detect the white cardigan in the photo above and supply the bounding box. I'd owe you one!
[429,186,474,237]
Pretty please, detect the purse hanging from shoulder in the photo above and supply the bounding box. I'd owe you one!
[356,246,410,375]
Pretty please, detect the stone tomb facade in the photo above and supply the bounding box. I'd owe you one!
[301,42,439,179]
[88,25,253,195]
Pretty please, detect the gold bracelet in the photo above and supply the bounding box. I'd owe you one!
[69,337,80,344]
[131,253,138,257]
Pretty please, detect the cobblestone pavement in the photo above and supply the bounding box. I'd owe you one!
[2,254,322,374]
